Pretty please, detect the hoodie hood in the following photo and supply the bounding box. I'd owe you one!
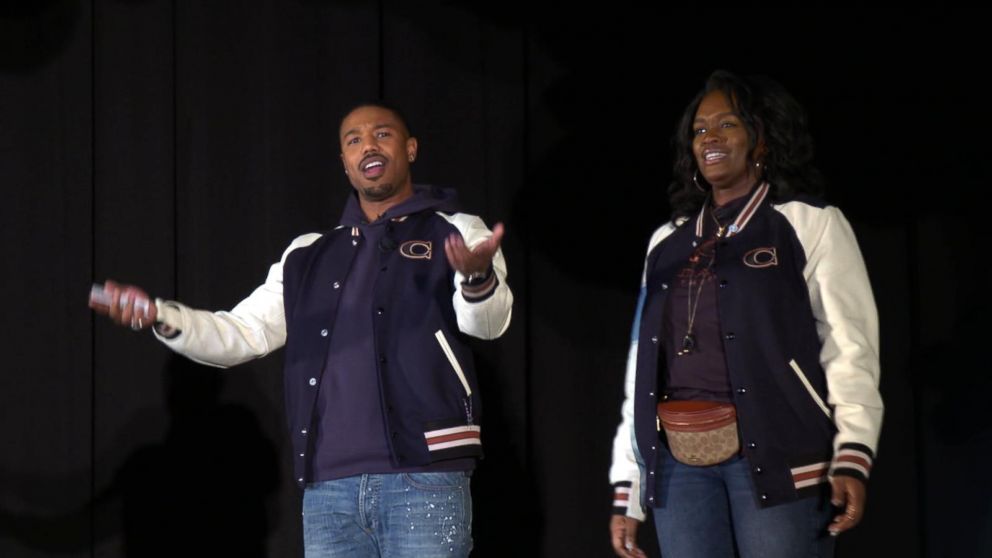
[339,184,461,227]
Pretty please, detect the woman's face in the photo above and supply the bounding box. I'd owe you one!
[692,91,760,197]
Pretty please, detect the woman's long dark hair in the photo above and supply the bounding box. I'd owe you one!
[669,70,824,219]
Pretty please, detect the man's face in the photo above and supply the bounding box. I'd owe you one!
[339,106,418,203]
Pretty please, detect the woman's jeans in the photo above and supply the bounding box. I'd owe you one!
[653,447,835,558]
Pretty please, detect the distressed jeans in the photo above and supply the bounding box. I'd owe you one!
[303,472,472,557]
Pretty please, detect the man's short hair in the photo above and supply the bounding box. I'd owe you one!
[340,101,414,138]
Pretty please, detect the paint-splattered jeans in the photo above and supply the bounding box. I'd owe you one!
[303,472,473,558]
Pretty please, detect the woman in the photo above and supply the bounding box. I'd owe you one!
[608,71,883,557]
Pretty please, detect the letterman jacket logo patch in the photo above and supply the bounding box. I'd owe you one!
[399,240,433,260]
[743,246,778,268]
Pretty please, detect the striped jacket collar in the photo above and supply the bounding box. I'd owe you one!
[694,182,770,238]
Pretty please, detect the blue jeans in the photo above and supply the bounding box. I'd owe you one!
[653,448,835,558]
[303,472,472,558]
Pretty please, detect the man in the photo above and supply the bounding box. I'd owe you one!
[91,102,512,557]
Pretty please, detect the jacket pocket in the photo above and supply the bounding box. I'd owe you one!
[788,359,831,419]
[435,330,472,397]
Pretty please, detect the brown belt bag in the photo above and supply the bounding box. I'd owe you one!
[656,400,740,466]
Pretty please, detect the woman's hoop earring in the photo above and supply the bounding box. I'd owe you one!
[693,170,708,193]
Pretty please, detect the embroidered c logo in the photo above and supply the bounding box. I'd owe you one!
[399,240,432,260]
[743,246,778,268]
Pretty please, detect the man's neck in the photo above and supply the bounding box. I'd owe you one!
[359,187,415,223]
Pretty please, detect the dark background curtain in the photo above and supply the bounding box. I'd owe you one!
[1,1,986,556]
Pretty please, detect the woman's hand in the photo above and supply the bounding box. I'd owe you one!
[610,515,647,558]
[828,476,867,536]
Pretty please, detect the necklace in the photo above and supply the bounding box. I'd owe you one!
[678,206,722,356]
[709,204,726,238]
[678,268,708,355]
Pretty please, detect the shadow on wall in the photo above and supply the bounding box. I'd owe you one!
[0,354,281,557]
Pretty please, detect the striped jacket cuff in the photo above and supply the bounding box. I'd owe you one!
[830,443,874,483]
[152,300,183,339]
[611,481,633,515]
[461,266,498,302]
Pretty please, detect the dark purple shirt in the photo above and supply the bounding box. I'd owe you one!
[662,192,753,402]
[312,190,472,481]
